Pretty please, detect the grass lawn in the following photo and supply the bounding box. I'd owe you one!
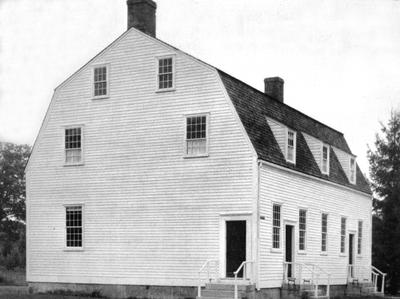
[0,267,26,286]
[0,295,103,299]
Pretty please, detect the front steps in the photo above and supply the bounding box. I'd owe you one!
[197,282,256,299]
[282,281,329,299]
[346,279,384,297]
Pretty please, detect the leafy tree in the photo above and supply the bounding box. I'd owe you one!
[368,111,400,294]
[0,142,31,268]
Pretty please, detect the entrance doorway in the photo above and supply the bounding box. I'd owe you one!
[285,225,294,278]
[349,233,355,277]
[226,220,246,278]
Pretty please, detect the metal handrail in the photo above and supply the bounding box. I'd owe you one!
[347,265,386,295]
[234,260,254,299]
[198,259,219,298]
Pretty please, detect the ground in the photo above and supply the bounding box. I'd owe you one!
[0,295,101,299]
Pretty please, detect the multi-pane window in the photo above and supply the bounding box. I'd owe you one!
[272,204,281,249]
[340,217,346,253]
[65,128,82,164]
[287,129,296,163]
[321,213,328,252]
[299,209,307,251]
[66,206,83,248]
[185,115,208,156]
[158,57,173,89]
[349,157,356,183]
[358,221,363,255]
[93,66,107,97]
[322,144,329,174]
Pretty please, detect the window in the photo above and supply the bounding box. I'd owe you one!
[93,65,108,97]
[321,213,328,252]
[272,204,281,249]
[299,209,307,251]
[358,220,363,255]
[349,157,356,184]
[185,115,208,156]
[158,57,174,90]
[340,217,346,254]
[286,129,296,163]
[65,127,82,164]
[322,144,329,174]
[66,206,83,248]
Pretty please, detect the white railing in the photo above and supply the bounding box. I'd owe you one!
[234,260,254,299]
[198,259,219,298]
[347,265,386,295]
[283,262,331,299]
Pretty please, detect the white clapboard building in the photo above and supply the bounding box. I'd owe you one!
[26,1,383,298]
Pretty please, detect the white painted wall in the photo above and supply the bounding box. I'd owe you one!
[266,117,286,156]
[258,162,371,288]
[333,147,354,182]
[26,28,256,287]
[303,133,323,171]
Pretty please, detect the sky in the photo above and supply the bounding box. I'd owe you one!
[0,0,399,175]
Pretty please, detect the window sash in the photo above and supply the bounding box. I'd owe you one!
[158,58,173,89]
[322,145,329,173]
[350,158,356,182]
[185,115,208,156]
[66,206,83,248]
[93,66,107,97]
[299,209,307,251]
[340,217,346,253]
[65,128,82,164]
[272,204,281,249]
[321,214,328,252]
[358,221,362,254]
[287,130,295,162]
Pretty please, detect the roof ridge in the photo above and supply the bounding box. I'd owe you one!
[216,69,345,137]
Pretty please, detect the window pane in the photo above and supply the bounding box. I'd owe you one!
[66,206,82,247]
[272,204,281,249]
[158,58,173,89]
[186,115,207,155]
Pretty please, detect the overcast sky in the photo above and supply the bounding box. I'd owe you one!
[1,0,399,175]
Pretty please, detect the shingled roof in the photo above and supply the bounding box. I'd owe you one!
[218,70,371,195]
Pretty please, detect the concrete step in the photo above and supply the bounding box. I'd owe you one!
[201,289,247,298]
[205,283,255,292]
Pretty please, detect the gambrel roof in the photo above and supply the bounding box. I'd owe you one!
[218,70,371,194]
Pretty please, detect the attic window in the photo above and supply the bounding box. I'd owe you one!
[286,129,296,164]
[322,144,330,174]
[349,157,356,184]
[93,65,108,98]
[157,56,174,90]
[185,114,209,157]
[65,127,83,165]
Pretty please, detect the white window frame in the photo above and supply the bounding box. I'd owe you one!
[92,64,110,99]
[321,213,328,254]
[183,113,210,158]
[156,54,175,92]
[63,125,84,166]
[64,204,84,251]
[349,157,356,184]
[285,128,296,164]
[357,220,363,255]
[340,216,347,255]
[298,209,307,252]
[272,203,282,251]
[321,144,330,175]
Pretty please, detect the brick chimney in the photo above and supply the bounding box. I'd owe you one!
[264,77,284,102]
[127,0,157,37]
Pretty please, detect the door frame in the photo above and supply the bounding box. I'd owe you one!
[219,213,252,278]
[284,221,296,277]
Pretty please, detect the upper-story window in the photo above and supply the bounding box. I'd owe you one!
[286,129,296,163]
[185,114,208,157]
[158,56,174,90]
[322,144,330,174]
[93,65,108,98]
[349,157,356,184]
[65,127,82,165]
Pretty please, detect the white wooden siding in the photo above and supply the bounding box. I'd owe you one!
[26,28,256,286]
[258,162,371,288]
[303,133,323,171]
[266,117,286,157]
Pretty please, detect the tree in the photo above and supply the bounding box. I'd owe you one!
[368,110,400,294]
[0,142,31,268]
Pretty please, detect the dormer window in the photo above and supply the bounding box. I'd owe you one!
[321,144,330,175]
[286,129,296,163]
[349,157,356,184]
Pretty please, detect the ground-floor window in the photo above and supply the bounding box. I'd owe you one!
[357,220,363,254]
[299,209,307,251]
[321,213,328,252]
[66,205,83,248]
[272,204,281,249]
[340,217,346,253]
